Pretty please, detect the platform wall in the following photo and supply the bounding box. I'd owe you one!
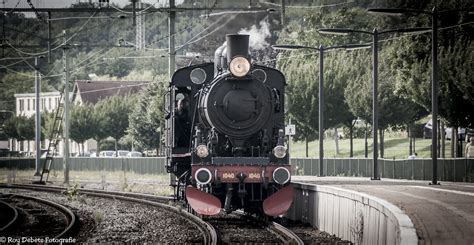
[287,182,418,245]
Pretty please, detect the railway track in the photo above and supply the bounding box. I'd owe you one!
[0,183,217,244]
[0,193,76,240]
[1,184,302,244]
[0,198,19,232]
[207,210,304,244]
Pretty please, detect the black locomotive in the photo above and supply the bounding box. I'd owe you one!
[165,34,293,216]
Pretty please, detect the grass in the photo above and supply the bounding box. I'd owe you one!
[290,136,455,159]
[0,169,174,195]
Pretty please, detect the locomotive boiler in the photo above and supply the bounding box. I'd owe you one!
[165,34,293,217]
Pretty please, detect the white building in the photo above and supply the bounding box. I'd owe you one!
[15,92,61,117]
[13,91,61,154]
[12,80,148,156]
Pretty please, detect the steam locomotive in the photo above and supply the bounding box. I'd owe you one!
[165,34,293,217]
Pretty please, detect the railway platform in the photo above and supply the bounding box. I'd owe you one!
[293,176,474,244]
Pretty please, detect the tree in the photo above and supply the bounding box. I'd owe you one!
[97,95,133,154]
[70,103,95,155]
[3,116,20,142]
[41,112,57,141]
[0,72,53,112]
[276,7,387,157]
[128,80,166,153]
[91,101,108,152]
[16,116,35,154]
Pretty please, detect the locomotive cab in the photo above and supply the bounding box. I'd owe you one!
[166,34,293,217]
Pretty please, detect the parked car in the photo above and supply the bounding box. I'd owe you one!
[99,151,115,157]
[73,152,91,157]
[126,151,143,157]
[112,150,130,157]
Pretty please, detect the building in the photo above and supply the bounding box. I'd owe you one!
[70,80,149,154]
[11,80,149,156]
[15,91,61,117]
[13,91,61,154]
[72,80,149,105]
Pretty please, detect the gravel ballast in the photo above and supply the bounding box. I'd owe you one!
[1,189,203,243]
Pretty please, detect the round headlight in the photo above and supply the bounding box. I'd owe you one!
[273,167,290,185]
[229,56,251,77]
[196,144,209,158]
[190,68,207,84]
[273,145,287,159]
[195,168,212,185]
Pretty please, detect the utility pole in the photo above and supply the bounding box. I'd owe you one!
[47,12,51,63]
[371,28,380,180]
[281,0,286,28]
[168,0,176,187]
[34,56,41,176]
[318,45,324,177]
[169,0,176,78]
[431,8,439,185]
[136,0,145,50]
[62,30,70,185]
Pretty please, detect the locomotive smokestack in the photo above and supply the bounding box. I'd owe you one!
[226,34,249,62]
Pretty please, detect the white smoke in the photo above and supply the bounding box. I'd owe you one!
[238,19,271,51]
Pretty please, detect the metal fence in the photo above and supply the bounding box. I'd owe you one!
[1,157,473,182]
[0,157,168,175]
[290,158,474,182]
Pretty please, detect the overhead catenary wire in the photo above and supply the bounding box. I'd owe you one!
[176,13,240,51]
[4,9,99,56]
[75,82,150,95]
[260,0,355,9]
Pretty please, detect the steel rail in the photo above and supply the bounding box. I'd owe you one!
[233,210,304,244]
[0,183,217,244]
[0,200,19,232]
[268,221,304,245]
[0,183,173,202]
[9,194,76,238]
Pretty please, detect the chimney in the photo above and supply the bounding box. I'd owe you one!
[225,34,249,63]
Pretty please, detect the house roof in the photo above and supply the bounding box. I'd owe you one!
[73,80,149,104]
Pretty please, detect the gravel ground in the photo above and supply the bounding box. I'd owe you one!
[1,188,204,243]
[285,221,352,244]
[207,213,282,244]
[2,197,68,238]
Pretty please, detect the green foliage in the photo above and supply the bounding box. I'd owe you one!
[128,78,166,151]
[70,103,95,152]
[62,182,80,201]
[0,72,54,112]
[95,95,133,150]
[438,42,474,127]
[41,112,57,140]
[16,115,35,141]
[91,101,108,146]
[3,116,20,140]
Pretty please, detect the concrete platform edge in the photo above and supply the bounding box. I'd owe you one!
[288,182,418,245]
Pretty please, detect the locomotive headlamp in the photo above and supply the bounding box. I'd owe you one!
[229,56,251,77]
[273,167,290,185]
[195,168,212,185]
[273,145,287,159]
[196,144,209,158]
